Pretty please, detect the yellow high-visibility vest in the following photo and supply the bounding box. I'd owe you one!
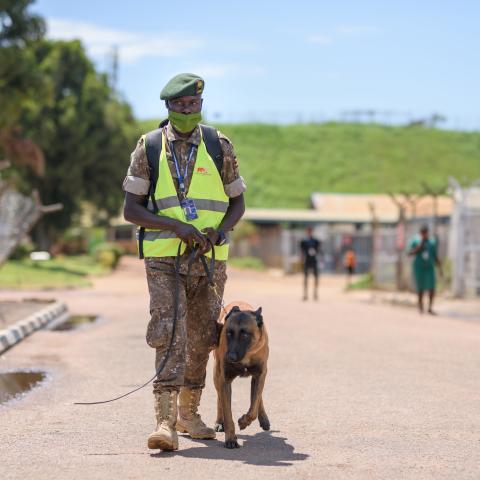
[139,131,229,260]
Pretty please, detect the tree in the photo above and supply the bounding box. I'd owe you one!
[16,40,136,247]
[1,0,137,248]
[0,0,47,130]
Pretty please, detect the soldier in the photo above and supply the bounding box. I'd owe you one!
[123,73,246,451]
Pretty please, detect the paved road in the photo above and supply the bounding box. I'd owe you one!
[1,257,479,479]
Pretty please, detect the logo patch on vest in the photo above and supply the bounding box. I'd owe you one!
[196,166,210,175]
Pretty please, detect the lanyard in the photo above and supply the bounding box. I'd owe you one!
[169,141,196,194]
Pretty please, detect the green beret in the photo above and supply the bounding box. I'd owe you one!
[160,73,205,100]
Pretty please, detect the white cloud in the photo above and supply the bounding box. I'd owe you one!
[47,18,204,64]
[306,34,333,46]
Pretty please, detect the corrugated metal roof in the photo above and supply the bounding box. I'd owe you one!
[243,193,453,224]
[242,208,397,224]
[311,192,453,221]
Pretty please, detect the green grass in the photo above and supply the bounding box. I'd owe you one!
[137,120,480,208]
[346,273,374,291]
[229,256,266,271]
[0,255,110,289]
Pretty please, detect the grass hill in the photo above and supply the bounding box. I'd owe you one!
[137,121,480,208]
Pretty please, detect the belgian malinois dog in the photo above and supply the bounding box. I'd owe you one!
[213,301,270,449]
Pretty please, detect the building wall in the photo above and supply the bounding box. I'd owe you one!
[230,218,451,286]
[230,224,283,268]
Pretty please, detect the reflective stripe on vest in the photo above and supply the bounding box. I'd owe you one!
[140,131,230,260]
[141,230,230,243]
[147,196,229,213]
[136,230,177,240]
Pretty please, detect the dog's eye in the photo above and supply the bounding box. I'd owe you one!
[226,330,233,338]
[240,332,250,339]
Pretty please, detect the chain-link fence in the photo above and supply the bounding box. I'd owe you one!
[449,179,480,297]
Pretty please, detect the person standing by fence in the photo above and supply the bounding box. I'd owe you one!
[344,247,357,287]
[300,227,322,300]
[408,225,442,314]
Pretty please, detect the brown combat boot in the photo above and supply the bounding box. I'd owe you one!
[148,390,179,451]
[176,387,216,439]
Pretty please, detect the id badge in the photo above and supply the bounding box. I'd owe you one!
[180,198,199,221]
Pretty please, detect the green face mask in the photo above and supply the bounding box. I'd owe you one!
[168,111,202,133]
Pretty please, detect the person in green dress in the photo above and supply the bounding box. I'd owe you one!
[408,225,443,314]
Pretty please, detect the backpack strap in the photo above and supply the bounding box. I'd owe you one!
[138,128,163,259]
[145,128,163,206]
[199,124,224,174]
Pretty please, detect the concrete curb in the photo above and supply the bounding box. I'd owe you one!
[0,301,69,354]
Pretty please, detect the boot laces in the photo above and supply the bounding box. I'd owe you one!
[158,391,176,421]
[188,390,204,423]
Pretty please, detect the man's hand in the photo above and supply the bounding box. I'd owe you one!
[174,222,207,250]
[194,227,219,256]
[202,227,220,245]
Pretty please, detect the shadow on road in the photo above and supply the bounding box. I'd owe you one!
[151,430,308,466]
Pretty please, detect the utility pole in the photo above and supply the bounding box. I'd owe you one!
[109,45,119,91]
[388,192,410,291]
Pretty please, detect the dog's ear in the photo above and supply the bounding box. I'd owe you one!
[254,307,263,328]
[215,321,223,345]
[225,305,240,320]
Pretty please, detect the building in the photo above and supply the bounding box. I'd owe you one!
[109,192,453,275]
[234,193,453,274]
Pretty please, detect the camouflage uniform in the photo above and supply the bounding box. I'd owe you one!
[123,122,246,393]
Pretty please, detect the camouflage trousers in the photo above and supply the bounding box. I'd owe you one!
[144,257,227,394]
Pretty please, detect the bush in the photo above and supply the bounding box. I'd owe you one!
[54,228,88,255]
[9,241,34,260]
[347,273,374,291]
[87,227,107,254]
[229,256,266,271]
[92,242,125,269]
[96,250,117,269]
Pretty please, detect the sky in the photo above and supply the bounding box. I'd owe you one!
[34,0,480,129]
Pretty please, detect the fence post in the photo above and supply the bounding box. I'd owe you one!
[388,193,408,291]
[368,202,378,287]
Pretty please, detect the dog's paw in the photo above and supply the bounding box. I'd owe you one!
[238,414,253,430]
[225,438,240,449]
[214,422,224,432]
[258,414,270,431]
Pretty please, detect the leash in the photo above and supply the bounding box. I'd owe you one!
[74,239,220,405]
[187,237,227,316]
